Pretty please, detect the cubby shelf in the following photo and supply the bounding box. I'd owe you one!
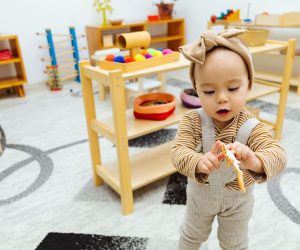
[85,18,185,62]
[0,35,27,97]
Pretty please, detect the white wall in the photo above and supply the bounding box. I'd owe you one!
[0,0,299,84]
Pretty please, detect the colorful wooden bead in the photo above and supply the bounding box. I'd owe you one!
[153,50,162,57]
[105,54,115,61]
[125,57,135,63]
[144,53,153,59]
[113,55,125,63]
[162,49,173,55]
[134,54,145,61]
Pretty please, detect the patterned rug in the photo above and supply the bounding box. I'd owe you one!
[0,78,299,250]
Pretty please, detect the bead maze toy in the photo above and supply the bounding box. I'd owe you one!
[37,27,86,91]
[97,31,179,72]
[211,9,241,23]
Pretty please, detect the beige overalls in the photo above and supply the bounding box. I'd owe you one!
[179,109,259,250]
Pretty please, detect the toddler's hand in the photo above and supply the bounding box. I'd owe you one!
[196,140,224,174]
[226,141,261,171]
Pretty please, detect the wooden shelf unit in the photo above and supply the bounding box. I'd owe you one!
[85,18,185,60]
[0,35,27,97]
[208,20,300,95]
[79,39,295,215]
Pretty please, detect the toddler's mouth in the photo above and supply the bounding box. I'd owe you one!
[217,109,230,114]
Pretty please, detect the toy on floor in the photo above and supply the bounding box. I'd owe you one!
[220,142,245,192]
[0,125,6,156]
[37,27,86,90]
[180,88,201,108]
[46,65,62,91]
[211,9,240,23]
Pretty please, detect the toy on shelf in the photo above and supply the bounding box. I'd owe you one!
[180,88,201,108]
[0,49,13,60]
[37,27,86,91]
[98,31,179,72]
[133,92,176,120]
[211,9,240,23]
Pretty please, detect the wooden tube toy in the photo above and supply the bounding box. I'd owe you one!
[117,31,151,58]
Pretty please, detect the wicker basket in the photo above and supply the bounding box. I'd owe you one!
[238,29,270,47]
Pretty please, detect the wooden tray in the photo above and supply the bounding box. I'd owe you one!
[97,51,179,72]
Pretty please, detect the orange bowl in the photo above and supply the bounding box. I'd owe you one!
[134,92,176,114]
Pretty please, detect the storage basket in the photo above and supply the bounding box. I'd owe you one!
[238,29,270,47]
[133,92,176,120]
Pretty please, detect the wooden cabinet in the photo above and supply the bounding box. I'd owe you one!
[0,35,27,97]
[207,20,300,95]
[79,39,295,215]
[85,18,185,60]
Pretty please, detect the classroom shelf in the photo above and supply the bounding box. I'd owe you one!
[96,141,176,193]
[80,39,295,215]
[0,35,27,97]
[208,21,300,95]
[85,18,185,62]
[0,57,21,65]
[91,102,189,143]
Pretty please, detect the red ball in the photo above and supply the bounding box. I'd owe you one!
[105,54,115,61]
[211,15,217,23]
[125,57,135,63]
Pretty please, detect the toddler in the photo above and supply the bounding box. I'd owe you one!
[170,29,287,250]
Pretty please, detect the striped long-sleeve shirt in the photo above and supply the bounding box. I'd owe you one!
[170,108,287,190]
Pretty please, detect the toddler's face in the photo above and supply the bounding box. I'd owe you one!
[194,48,249,130]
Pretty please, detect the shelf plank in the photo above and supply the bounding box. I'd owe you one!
[255,70,299,87]
[247,82,280,101]
[249,42,287,54]
[151,35,183,43]
[96,141,177,192]
[91,102,189,142]
[0,57,21,65]
[146,18,184,25]
[0,35,17,40]
[87,22,145,30]
[0,76,26,89]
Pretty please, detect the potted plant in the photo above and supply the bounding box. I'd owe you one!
[92,0,113,27]
[155,0,177,20]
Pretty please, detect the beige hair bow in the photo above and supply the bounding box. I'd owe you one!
[179,29,254,90]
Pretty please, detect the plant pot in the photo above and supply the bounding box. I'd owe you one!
[156,3,174,20]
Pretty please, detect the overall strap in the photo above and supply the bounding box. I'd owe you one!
[197,108,215,154]
[236,118,260,145]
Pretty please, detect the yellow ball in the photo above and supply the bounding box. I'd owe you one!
[153,50,162,57]
[134,54,145,61]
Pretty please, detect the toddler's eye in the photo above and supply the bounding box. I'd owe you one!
[203,90,214,95]
[228,87,239,92]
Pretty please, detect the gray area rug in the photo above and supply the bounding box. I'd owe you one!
[0,79,299,250]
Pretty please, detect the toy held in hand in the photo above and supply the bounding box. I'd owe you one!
[220,142,245,192]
